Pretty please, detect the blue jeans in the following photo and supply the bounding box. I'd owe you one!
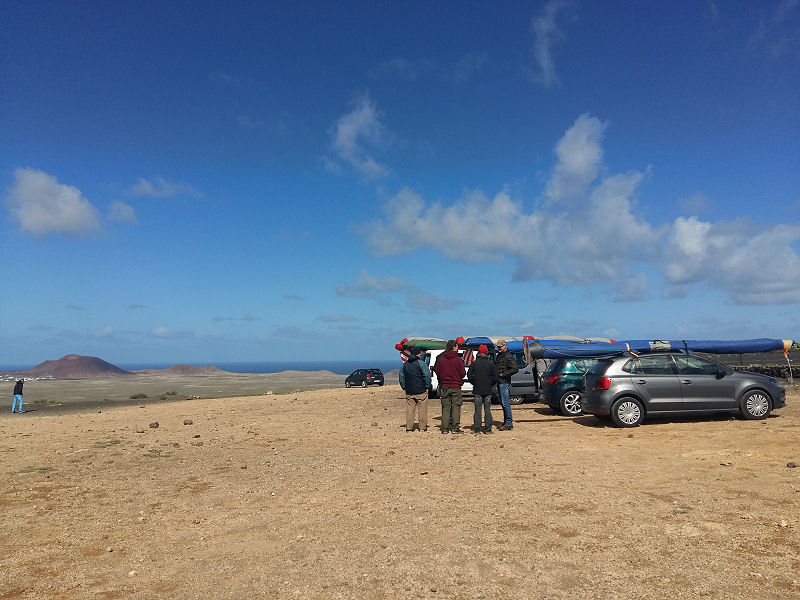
[498,383,512,427]
[12,394,23,413]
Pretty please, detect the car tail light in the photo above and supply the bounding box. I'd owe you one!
[547,374,562,385]
[594,377,611,390]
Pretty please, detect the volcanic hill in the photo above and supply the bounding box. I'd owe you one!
[12,354,132,379]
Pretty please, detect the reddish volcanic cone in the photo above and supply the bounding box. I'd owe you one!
[17,354,132,379]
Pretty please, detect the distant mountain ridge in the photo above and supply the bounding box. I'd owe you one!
[3,355,230,379]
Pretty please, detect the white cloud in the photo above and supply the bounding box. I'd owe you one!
[530,0,572,88]
[665,219,800,304]
[545,114,606,206]
[370,57,433,81]
[151,326,172,338]
[238,113,266,130]
[408,290,460,312]
[108,200,138,223]
[319,313,358,323]
[452,52,489,83]
[129,177,203,199]
[326,94,392,181]
[5,168,101,237]
[336,270,410,298]
[365,114,800,305]
[336,270,458,313]
[367,114,653,288]
[678,192,712,215]
[748,0,800,58]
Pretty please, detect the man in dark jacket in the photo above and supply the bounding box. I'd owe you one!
[433,340,467,434]
[12,379,24,414]
[494,340,519,430]
[399,347,431,432]
[467,344,496,433]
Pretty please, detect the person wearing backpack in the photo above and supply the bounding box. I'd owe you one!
[399,346,432,432]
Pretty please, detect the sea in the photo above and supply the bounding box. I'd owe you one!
[1,360,402,376]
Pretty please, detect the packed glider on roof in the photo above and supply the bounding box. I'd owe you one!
[395,336,794,360]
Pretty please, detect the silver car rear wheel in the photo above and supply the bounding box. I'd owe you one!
[611,397,644,427]
[740,390,771,420]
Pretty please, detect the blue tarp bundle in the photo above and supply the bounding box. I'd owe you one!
[459,337,790,359]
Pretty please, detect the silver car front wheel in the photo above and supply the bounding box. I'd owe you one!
[740,390,771,420]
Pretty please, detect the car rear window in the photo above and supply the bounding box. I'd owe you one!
[368,369,383,375]
[588,359,613,375]
[544,360,563,374]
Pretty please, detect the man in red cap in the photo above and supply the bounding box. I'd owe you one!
[467,344,496,433]
[433,339,467,434]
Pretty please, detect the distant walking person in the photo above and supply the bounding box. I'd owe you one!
[12,379,24,413]
[467,344,496,433]
[433,339,466,434]
[495,340,519,431]
[399,347,431,432]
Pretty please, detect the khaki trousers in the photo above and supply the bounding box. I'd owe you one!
[405,392,428,431]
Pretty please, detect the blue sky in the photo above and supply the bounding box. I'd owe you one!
[2,0,799,365]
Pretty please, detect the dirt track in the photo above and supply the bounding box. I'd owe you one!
[1,382,798,599]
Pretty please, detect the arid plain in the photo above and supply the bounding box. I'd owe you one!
[1,376,798,600]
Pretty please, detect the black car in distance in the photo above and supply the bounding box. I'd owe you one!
[345,368,385,388]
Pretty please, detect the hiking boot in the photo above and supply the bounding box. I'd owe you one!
[451,428,464,434]
[497,424,513,431]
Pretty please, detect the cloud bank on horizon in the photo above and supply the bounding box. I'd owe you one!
[2,0,799,363]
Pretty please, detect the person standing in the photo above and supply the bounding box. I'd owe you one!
[433,339,466,434]
[467,344,496,433]
[12,379,24,413]
[495,340,519,431]
[399,347,431,432]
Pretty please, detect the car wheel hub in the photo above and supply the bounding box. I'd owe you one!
[746,393,769,417]
[563,393,581,415]
[617,401,641,425]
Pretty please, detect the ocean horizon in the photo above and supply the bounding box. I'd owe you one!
[1,359,402,376]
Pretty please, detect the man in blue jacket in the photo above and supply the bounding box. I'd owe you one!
[399,347,431,432]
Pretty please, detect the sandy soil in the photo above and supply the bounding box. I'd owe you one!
[1,380,798,599]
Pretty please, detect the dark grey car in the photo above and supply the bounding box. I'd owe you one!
[581,352,786,427]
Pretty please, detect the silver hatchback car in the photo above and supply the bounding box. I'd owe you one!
[581,352,786,427]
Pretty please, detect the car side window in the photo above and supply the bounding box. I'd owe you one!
[674,355,718,376]
[641,356,676,375]
[622,359,642,374]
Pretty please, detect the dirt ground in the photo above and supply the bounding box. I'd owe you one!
[1,380,798,599]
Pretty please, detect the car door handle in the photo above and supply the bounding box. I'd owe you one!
[636,380,646,384]
[681,380,692,385]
